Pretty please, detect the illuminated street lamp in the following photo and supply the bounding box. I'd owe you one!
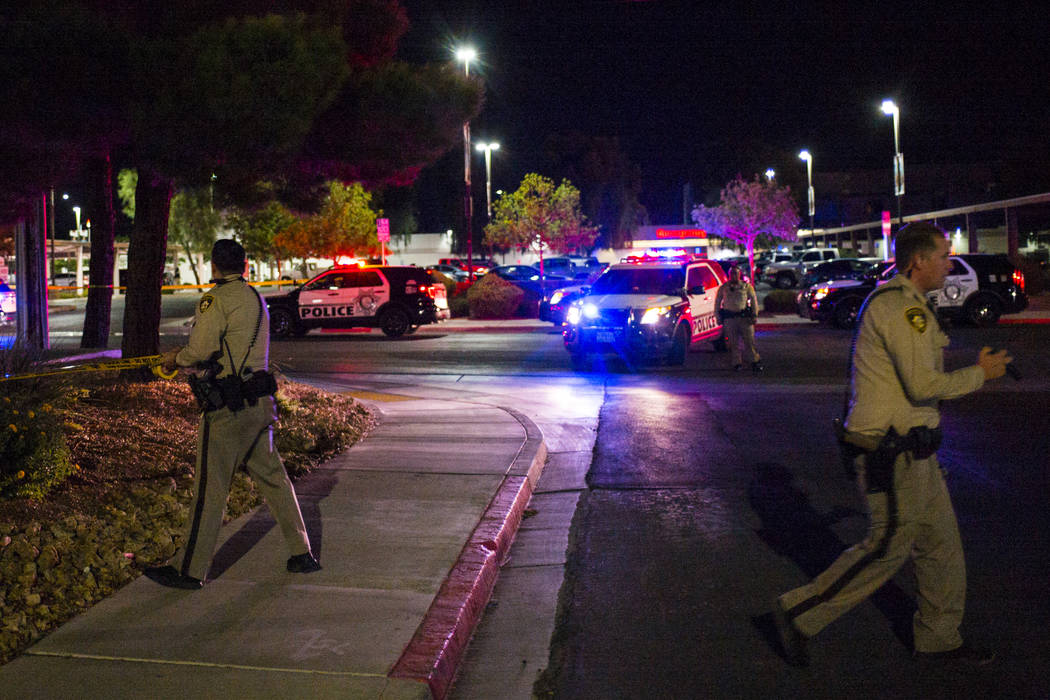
[475,142,500,220]
[764,168,775,182]
[881,99,904,226]
[455,46,477,280]
[798,150,814,232]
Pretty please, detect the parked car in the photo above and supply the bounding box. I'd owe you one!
[754,251,794,278]
[438,257,496,275]
[798,258,875,288]
[539,269,606,325]
[487,265,573,297]
[266,264,449,338]
[713,256,753,281]
[425,263,469,281]
[797,254,1028,328]
[763,247,842,288]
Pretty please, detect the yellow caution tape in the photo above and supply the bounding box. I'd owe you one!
[0,354,178,383]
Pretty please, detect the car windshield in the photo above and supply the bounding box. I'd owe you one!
[589,268,684,295]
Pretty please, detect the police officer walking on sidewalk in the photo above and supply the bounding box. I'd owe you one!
[773,222,1012,667]
[145,239,320,590]
[715,265,762,372]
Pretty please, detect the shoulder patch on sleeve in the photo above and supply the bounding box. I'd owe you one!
[905,306,927,333]
[199,294,216,313]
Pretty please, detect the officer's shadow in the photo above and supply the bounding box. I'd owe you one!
[748,461,916,651]
[208,468,338,580]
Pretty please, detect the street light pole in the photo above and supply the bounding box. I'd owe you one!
[799,150,814,233]
[476,142,500,220]
[455,47,477,282]
[881,99,904,226]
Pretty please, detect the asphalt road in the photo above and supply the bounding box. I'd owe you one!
[252,319,1050,699]
[538,327,1050,700]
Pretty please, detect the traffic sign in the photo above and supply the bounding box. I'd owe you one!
[376,218,390,242]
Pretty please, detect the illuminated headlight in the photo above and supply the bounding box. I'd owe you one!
[582,303,600,319]
[813,287,830,300]
[566,305,582,325]
[549,290,565,305]
[640,306,671,324]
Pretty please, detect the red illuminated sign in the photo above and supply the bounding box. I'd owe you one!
[654,228,707,239]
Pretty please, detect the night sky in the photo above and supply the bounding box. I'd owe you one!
[398,1,1050,228]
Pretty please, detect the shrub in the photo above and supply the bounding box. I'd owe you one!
[0,346,76,499]
[515,285,542,318]
[467,273,524,319]
[763,289,799,313]
[449,292,470,318]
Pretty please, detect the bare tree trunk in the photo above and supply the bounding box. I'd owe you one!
[121,169,171,359]
[81,152,116,348]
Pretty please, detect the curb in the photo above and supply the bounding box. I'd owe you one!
[388,407,548,700]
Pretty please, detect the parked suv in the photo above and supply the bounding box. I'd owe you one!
[798,254,1027,328]
[266,265,450,338]
[763,247,841,289]
[562,255,728,367]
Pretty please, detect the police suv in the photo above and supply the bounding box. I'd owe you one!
[797,254,1028,328]
[265,265,449,338]
[562,255,728,367]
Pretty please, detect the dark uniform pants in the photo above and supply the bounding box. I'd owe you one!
[174,396,310,580]
[777,452,966,653]
[724,316,759,366]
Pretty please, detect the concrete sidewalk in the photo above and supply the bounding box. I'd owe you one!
[0,393,547,699]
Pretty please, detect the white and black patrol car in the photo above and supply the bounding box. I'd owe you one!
[562,255,729,367]
[798,253,1028,328]
[265,265,450,338]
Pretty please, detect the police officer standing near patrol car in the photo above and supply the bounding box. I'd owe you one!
[145,239,320,590]
[715,265,762,372]
[772,222,1012,667]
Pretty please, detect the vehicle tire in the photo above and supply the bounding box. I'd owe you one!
[833,297,863,329]
[270,308,301,339]
[712,334,729,353]
[403,325,419,336]
[775,272,795,289]
[379,307,411,337]
[965,294,1002,327]
[667,323,689,365]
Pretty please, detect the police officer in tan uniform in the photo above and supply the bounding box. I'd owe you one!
[145,239,320,589]
[772,223,1012,666]
[714,265,762,372]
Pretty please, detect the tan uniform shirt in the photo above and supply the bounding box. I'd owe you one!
[846,274,984,437]
[715,280,758,313]
[175,275,270,378]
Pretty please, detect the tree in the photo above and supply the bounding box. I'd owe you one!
[483,174,598,276]
[273,181,379,265]
[119,12,348,359]
[119,170,222,286]
[168,189,223,285]
[227,200,298,277]
[692,175,800,282]
[0,3,127,349]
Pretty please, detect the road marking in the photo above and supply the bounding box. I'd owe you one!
[341,390,418,402]
[26,650,387,677]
